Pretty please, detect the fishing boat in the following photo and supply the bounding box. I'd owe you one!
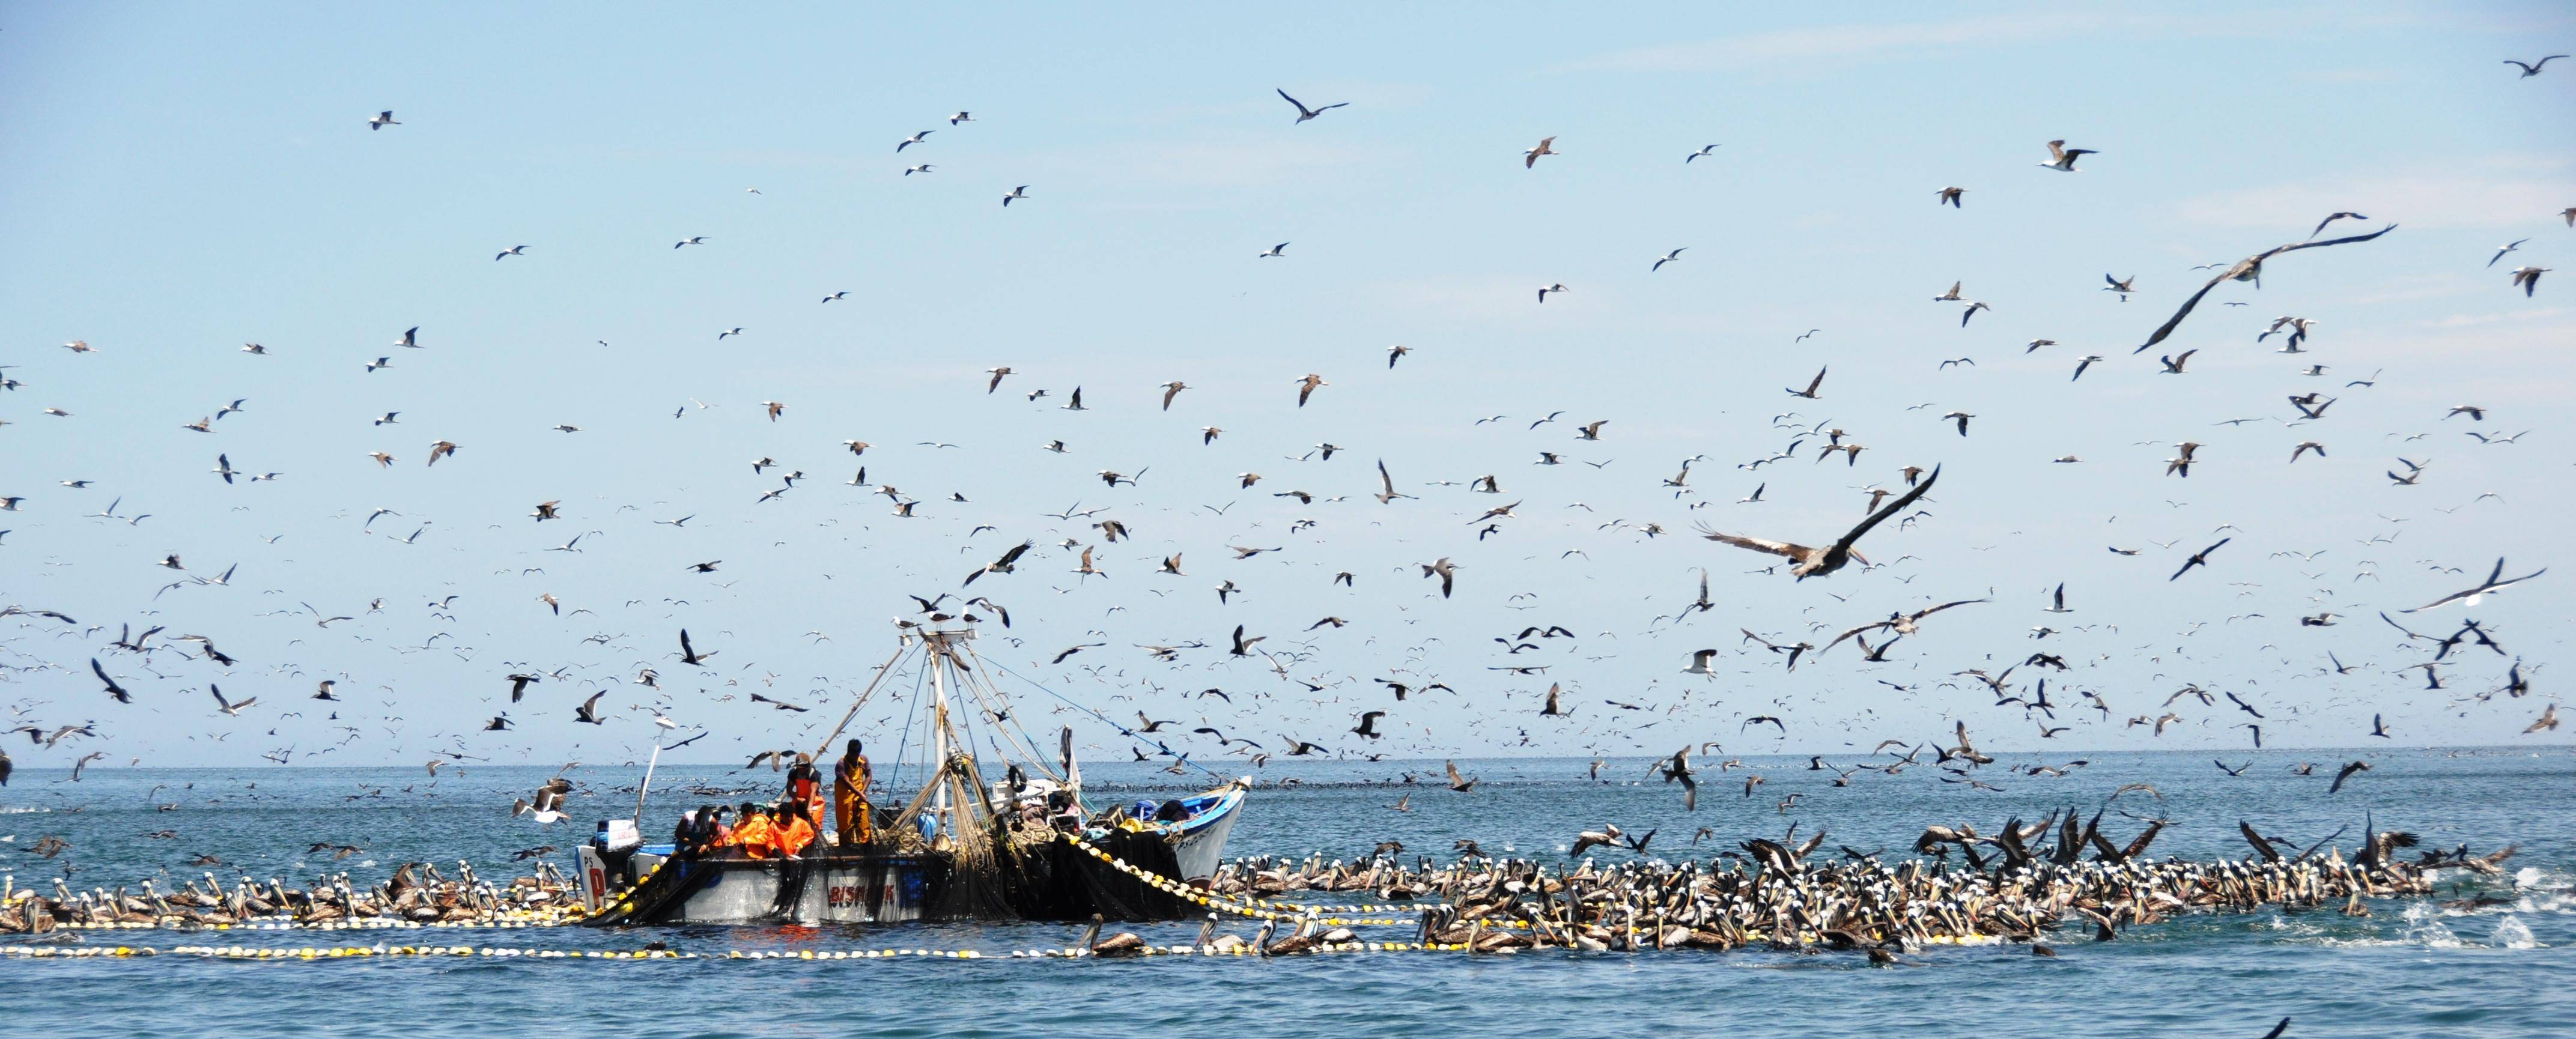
[577,625,1247,925]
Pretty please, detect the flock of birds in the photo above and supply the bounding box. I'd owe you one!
[2,61,2569,841]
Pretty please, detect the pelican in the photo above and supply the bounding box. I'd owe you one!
[1697,466,1939,579]
[2136,226,2398,352]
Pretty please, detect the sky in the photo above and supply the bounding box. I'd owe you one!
[2,2,2571,776]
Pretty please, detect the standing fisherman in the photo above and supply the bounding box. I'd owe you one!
[834,739,874,846]
[784,754,825,830]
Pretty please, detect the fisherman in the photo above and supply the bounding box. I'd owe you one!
[704,805,736,850]
[688,804,725,856]
[670,809,699,859]
[833,739,874,847]
[731,802,776,859]
[774,802,817,858]
[785,753,825,830]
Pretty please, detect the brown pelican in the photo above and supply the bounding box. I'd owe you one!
[1078,914,1147,957]
[1695,465,1938,579]
[2135,225,2396,352]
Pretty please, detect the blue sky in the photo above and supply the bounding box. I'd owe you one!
[2,3,2570,774]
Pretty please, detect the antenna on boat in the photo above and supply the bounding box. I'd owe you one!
[633,730,705,823]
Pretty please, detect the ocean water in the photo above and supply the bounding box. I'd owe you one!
[3,747,2571,1038]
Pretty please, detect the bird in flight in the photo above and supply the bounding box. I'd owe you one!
[2503,55,2567,77]
[1523,136,1558,168]
[1276,88,1348,123]
[2036,139,2097,172]
[1697,465,1938,579]
[368,111,400,130]
[2401,557,2545,613]
[2134,225,2396,353]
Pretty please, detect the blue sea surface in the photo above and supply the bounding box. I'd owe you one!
[3,748,2571,1038]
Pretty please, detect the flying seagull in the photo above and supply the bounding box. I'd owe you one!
[2503,55,2568,77]
[2402,557,2545,613]
[2036,139,2096,172]
[1696,465,1939,579]
[1523,136,1557,169]
[1652,248,1687,271]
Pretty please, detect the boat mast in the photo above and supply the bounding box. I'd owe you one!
[928,631,952,836]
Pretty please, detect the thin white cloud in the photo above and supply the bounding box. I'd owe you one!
[1560,11,2124,71]
[1043,134,1370,190]
[2174,160,2573,231]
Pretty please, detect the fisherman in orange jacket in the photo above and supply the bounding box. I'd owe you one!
[774,805,817,858]
[785,754,825,830]
[731,805,777,859]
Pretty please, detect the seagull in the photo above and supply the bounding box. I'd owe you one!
[1696,466,1938,580]
[1936,186,1965,208]
[717,327,743,340]
[367,111,400,130]
[674,236,707,249]
[1002,186,1029,207]
[1523,136,1557,168]
[2402,557,2545,613]
[209,684,256,716]
[1296,374,1328,407]
[1259,242,1290,258]
[1933,280,1964,301]
[821,291,848,303]
[2103,273,2134,300]
[2489,238,2529,268]
[2291,441,2327,462]
[2134,225,2396,353]
[2510,266,2548,297]
[2071,355,2104,381]
[904,164,934,176]
[2160,350,2198,374]
[1276,88,1348,123]
[1652,248,1687,271]
[896,130,934,152]
[1960,301,1991,327]
[2310,212,2369,238]
[2037,139,2097,171]
[494,245,527,261]
[2503,55,2568,77]
[949,111,974,124]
